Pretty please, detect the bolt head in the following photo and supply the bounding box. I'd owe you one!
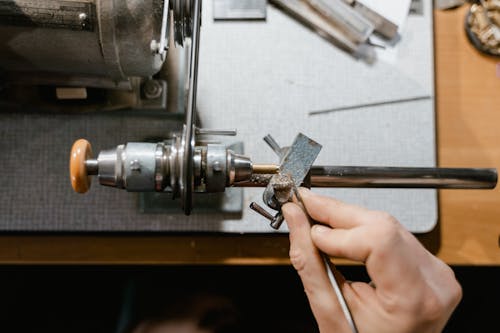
[130,159,141,172]
[143,80,163,99]
[212,161,222,172]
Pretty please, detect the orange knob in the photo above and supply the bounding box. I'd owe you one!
[70,139,93,193]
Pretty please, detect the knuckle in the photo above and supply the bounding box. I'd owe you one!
[420,292,446,321]
[289,247,307,272]
[381,293,401,314]
[442,267,463,306]
[372,210,393,221]
[415,277,462,324]
[369,211,401,241]
[450,279,463,305]
[372,210,399,227]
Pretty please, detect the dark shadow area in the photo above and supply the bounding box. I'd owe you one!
[0,266,497,332]
[443,266,500,333]
[416,216,442,255]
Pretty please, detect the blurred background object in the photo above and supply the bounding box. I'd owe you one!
[465,0,500,56]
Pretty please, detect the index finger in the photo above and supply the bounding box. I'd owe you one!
[299,188,371,229]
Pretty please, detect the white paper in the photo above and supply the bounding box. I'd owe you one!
[359,0,413,64]
[358,0,412,29]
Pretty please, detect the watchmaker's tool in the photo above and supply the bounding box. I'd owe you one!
[70,134,498,214]
[250,133,358,333]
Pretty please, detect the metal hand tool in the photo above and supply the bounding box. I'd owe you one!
[250,133,358,332]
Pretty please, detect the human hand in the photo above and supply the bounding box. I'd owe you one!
[282,188,462,333]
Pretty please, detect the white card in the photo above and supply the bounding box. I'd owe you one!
[358,0,412,29]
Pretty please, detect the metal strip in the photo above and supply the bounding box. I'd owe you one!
[181,0,202,214]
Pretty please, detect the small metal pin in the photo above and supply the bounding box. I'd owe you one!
[252,164,280,174]
[84,159,99,175]
[249,202,286,230]
[196,128,237,136]
[249,202,274,221]
[263,134,283,157]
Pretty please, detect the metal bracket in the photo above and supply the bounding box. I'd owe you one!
[250,133,322,229]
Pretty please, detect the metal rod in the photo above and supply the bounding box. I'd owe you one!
[310,166,498,189]
[196,128,237,136]
[84,159,99,175]
[249,202,275,221]
[252,164,280,174]
[263,134,283,157]
[181,0,202,214]
[234,166,498,189]
[309,95,432,115]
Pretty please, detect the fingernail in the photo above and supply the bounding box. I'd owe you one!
[312,224,329,235]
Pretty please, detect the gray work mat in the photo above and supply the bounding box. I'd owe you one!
[0,0,437,233]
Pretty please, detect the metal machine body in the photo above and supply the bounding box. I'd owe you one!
[0,0,196,111]
[0,0,169,87]
[87,141,252,196]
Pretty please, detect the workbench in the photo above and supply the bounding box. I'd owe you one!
[0,7,499,265]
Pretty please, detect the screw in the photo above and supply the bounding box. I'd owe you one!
[130,159,141,172]
[143,80,163,99]
[213,161,222,172]
[78,12,88,28]
[150,40,160,53]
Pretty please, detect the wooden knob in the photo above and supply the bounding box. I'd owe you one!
[70,139,93,193]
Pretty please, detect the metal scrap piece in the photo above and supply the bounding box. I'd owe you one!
[263,133,322,210]
[270,173,294,204]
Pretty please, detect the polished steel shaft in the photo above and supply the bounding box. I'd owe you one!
[310,166,497,189]
[239,166,497,189]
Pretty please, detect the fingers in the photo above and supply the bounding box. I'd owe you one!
[282,203,352,332]
[311,225,372,263]
[298,188,371,229]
